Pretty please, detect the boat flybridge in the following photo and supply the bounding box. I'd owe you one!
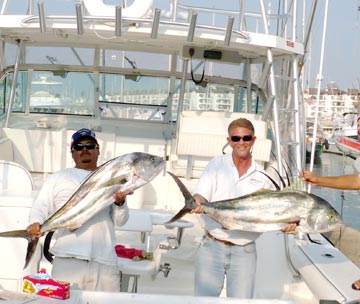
[0,0,359,303]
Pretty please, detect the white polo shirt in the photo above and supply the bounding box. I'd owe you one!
[194,153,275,246]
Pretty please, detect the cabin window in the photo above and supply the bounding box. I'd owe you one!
[99,74,169,121]
[29,71,95,115]
[170,80,265,121]
[4,72,27,113]
[236,88,264,113]
[102,50,171,72]
[26,47,95,66]
[2,68,266,121]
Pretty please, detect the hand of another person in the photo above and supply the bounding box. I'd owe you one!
[301,170,319,186]
[26,222,42,238]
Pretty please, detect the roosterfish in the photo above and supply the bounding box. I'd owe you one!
[0,152,165,268]
[166,171,343,234]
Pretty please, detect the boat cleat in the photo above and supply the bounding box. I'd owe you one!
[158,263,171,278]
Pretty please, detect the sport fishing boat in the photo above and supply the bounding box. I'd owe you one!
[334,136,360,159]
[334,112,360,158]
[0,0,360,303]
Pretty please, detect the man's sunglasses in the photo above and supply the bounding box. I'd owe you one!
[230,135,253,142]
[72,142,97,151]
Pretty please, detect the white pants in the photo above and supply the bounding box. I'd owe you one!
[194,236,257,298]
[51,257,120,292]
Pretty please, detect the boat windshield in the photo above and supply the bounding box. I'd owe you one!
[2,69,266,122]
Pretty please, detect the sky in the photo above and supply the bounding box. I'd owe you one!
[306,1,360,90]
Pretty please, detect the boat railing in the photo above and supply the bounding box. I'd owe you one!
[2,0,302,43]
[20,12,250,42]
[175,1,292,36]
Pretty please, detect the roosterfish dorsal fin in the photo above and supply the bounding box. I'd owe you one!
[282,176,307,191]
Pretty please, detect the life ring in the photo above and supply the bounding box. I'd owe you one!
[82,0,153,18]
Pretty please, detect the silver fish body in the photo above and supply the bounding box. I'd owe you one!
[201,190,343,233]
[167,172,343,234]
[0,152,165,268]
[40,152,165,233]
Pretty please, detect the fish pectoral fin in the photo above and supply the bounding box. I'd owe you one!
[96,174,128,189]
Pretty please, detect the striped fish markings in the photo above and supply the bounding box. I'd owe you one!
[0,152,165,268]
[166,171,343,233]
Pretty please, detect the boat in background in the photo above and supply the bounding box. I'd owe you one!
[334,111,360,158]
[334,112,358,137]
[335,136,360,158]
[303,84,360,147]
[0,0,359,303]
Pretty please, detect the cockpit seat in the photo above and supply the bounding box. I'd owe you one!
[0,160,33,193]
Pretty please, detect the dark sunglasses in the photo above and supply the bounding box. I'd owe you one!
[72,142,97,151]
[230,135,253,142]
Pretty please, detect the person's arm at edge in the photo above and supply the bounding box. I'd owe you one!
[302,170,360,190]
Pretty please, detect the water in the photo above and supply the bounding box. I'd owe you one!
[306,148,360,230]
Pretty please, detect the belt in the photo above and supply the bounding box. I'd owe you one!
[206,232,237,246]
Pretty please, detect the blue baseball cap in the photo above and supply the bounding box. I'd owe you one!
[71,128,98,148]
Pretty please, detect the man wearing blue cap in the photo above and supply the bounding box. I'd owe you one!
[26,128,129,292]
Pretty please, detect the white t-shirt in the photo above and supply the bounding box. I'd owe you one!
[29,167,129,265]
[194,153,275,245]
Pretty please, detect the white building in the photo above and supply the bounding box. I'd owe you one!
[304,84,360,137]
